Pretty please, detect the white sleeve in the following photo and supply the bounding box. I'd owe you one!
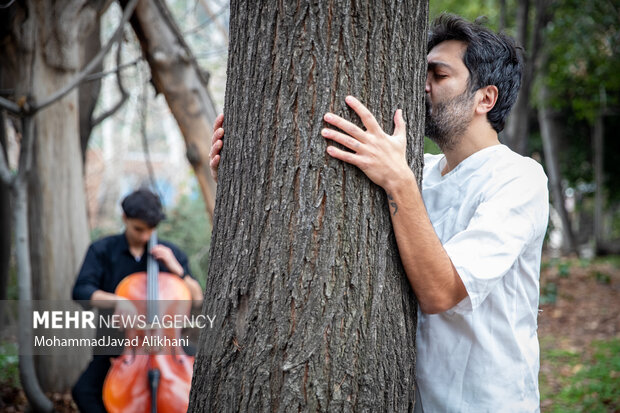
[443,164,549,314]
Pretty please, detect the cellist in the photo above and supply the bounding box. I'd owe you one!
[71,188,203,413]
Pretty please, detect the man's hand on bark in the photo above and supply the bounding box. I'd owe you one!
[322,96,411,192]
[209,113,225,182]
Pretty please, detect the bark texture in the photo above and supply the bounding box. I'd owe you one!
[189,1,427,411]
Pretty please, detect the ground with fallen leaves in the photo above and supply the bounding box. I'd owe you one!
[538,255,620,411]
[1,255,619,412]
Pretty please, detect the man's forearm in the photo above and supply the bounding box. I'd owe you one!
[385,171,467,314]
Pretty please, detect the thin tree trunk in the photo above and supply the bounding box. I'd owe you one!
[0,111,11,312]
[189,1,427,411]
[504,0,548,155]
[123,0,219,222]
[15,117,54,413]
[498,0,507,32]
[538,84,577,254]
[78,14,103,163]
[593,88,605,251]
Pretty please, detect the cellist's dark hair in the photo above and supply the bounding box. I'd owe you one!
[121,189,166,227]
[427,14,523,133]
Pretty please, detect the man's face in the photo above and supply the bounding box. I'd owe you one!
[425,40,476,150]
[123,216,155,247]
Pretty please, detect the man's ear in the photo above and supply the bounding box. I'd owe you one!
[475,85,499,115]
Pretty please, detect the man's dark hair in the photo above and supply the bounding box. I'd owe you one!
[427,14,523,133]
[121,189,166,227]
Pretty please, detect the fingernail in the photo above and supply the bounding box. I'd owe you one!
[324,113,333,121]
[321,129,329,137]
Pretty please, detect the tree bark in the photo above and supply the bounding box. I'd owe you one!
[538,83,577,255]
[189,1,426,411]
[123,0,219,222]
[0,0,99,393]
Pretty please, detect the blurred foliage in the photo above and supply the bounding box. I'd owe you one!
[157,192,211,289]
[430,0,516,34]
[539,281,557,305]
[543,0,620,122]
[541,0,620,203]
[0,342,19,388]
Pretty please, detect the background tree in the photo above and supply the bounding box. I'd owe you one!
[0,0,117,397]
[189,0,426,410]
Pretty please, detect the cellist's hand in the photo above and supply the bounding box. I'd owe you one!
[151,244,184,277]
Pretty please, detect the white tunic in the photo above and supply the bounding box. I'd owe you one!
[416,144,549,412]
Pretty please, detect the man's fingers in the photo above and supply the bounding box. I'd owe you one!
[210,138,223,158]
[326,145,360,167]
[210,155,220,170]
[211,128,224,146]
[210,155,220,182]
[321,128,363,153]
[324,113,368,143]
[345,96,382,134]
[213,113,224,132]
[394,109,406,137]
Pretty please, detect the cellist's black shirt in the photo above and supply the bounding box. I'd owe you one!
[72,232,193,302]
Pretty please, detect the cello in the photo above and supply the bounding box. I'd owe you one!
[102,232,194,413]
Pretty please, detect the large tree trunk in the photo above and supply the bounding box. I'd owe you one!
[123,0,219,222]
[0,0,98,393]
[189,1,427,411]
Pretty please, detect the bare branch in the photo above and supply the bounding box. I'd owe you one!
[0,0,16,9]
[198,0,229,42]
[92,38,131,127]
[0,96,22,115]
[184,2,229,37]
[153,0,211,87]
[82,57,141,83]
[32,0,139,113]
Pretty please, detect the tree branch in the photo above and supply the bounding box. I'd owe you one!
[153,0,211,87]
[92,37,130,127]
[32,0,139,113]
[0,96,21,115]
[82,57,141,83]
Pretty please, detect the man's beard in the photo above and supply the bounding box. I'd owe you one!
[425,89,475,151]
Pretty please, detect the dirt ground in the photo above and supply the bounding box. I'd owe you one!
[2,255,619,412]
[538,255,620,410]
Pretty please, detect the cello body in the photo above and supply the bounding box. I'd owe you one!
[102,234,195,413]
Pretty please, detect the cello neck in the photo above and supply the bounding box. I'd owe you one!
[146,231,159,322]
